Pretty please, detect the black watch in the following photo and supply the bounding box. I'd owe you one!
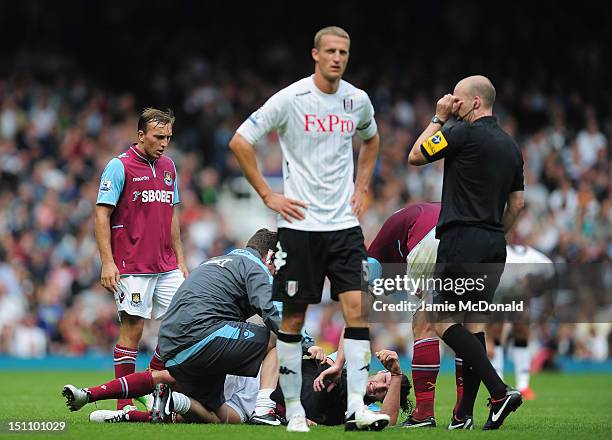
[431,115,446,125]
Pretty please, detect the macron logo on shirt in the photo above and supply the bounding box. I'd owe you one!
[304,114,354,133]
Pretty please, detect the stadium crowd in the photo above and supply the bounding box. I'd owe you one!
[0,36,610,362]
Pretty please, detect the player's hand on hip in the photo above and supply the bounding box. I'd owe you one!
[263,192,307,222]
[436,94,459,122]
[376,349,402,376]
[307,345,326,363]
[351,187,368,217]
[313,361,342,393]
[101,261,121,294]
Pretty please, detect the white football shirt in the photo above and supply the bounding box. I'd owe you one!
[499,245,555,290]
[237,75,378,231]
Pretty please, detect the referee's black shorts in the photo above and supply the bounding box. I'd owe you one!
[434,226,507,310]
[272,226,367,304]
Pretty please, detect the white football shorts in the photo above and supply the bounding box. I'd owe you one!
[404,228,440,314]
[115,269,184,320]
[223,374,260,423]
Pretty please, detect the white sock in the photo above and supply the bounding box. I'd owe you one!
[344,337,371,416]
[254,388,276,416]
[277,337,305,420]
[492,345,505,379]
[172,391,191,415]
[513,346,531,390]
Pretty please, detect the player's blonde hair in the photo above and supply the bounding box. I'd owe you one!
[314,26,350,50]
[138,107,175,133]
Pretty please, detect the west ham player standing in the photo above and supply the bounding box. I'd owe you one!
[229,26,387,432]
[95,108,187,410]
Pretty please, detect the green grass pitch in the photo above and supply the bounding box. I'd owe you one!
[1,371,611,439]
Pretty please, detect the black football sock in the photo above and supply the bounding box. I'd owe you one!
[456,332,485,418]
[442,324,506,401]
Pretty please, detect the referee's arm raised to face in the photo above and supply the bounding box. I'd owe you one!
[408,90,525,237]
[408,94,459,166]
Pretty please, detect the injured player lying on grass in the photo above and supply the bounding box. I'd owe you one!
[62,348,412,426]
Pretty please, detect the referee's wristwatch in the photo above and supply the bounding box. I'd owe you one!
[431,115,446,125]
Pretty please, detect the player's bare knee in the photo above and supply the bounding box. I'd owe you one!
[118,312,144,345]
[435,321,454,336]
[280,303,307,333]
[280,318,304,334]
[465,322,486,334]
[413,320,436,340]
[120,312,144,328]
[343,309,365,328]
[339,290,365,326]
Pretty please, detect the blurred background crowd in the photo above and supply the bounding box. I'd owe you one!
[0,1,610,364]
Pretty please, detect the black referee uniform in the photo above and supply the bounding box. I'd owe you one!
[420,116,524,308]
[411,83,525,428]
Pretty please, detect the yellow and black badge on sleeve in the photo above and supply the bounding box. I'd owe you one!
[421,130,448,160]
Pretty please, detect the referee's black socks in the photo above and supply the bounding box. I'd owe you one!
[456,331,485,419]
[442,324,506,402]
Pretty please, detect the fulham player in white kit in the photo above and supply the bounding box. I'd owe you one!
[488,244,556,400]
[229,26,386,432]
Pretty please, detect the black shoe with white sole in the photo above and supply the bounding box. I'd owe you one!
[483,388,522,430]
[248,410,283,426]
[400,415,436,428]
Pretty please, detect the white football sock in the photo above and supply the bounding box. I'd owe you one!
[278,338,305,420]
[492,345,505,379]
[172,391,191,415]
[513,346,531,390]
[254,388,276,416]
[344,337,371,417]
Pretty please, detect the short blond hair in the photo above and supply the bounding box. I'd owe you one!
[314,26,350,50]
[138,107,175,133]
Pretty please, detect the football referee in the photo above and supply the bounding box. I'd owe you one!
[408,75,525,430]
